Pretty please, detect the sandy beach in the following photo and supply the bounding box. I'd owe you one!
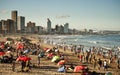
[0,34,120,75]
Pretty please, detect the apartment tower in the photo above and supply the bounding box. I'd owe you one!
[11,10,18,33]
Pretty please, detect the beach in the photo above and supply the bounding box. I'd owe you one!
[0,34,120,75]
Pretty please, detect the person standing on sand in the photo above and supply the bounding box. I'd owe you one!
[98,58,102,70]
[103,60,107,70]
[37,54,40,66]
[117,58,120,69]
[21,60,26,72]
[37,51,42,66]
[93,59,97,69]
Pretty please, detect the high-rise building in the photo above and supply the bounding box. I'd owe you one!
[34,26,43,34]
[1,20,6,34]
[27,21,35,33]
[11,10,18,33]
[0,19,14,34]
[6,19,14,33]
[60,25,64,34]
[47,18,51,34]
[64,23,69,34]
[17,16,25,32]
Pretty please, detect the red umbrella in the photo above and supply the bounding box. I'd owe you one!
[0,45,5,49]
[57,60,66,66]
[74,66,85,72]
[16,56,31,62]
[47,53,53,58]
[0,52,5,56]
[44,48,49,51]
[16,44,24,50]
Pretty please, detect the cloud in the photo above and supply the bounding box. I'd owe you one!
[56,14,70,19]
[0,9,8,14]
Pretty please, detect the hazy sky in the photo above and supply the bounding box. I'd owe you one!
[0,0,120,30]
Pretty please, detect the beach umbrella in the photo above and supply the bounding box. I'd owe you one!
[58,66,66,72]
[74,66,85,72]
[57,60,66,66]
[51,56,60,62]
[16,44,24,50]
[16,56,31,62]
[15,42,21,45]
[46,49,51,52]
[0,52,5,56]
[44,48,49,51]
[0,44,5,49]
[47,53,53,58]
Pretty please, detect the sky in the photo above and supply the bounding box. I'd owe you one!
[0,0,120,31]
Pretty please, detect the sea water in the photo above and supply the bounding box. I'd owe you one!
[40,34,120,49]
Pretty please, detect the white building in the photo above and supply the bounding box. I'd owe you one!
[17,16,25,32]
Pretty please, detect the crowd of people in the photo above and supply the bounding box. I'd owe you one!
[0,36,120,75]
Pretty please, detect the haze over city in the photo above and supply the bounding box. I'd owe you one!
[0,0,120,31]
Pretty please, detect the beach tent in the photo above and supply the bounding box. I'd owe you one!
[74,66,85,72]
[57,60,66,66]
[57,66,66,72]
[51,56,60,62]
[16,56,31,62]
[0,52,5,56]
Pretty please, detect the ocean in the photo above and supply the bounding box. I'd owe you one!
[40,34,120,49]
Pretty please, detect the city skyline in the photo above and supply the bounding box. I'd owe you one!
[0,0,120,31]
